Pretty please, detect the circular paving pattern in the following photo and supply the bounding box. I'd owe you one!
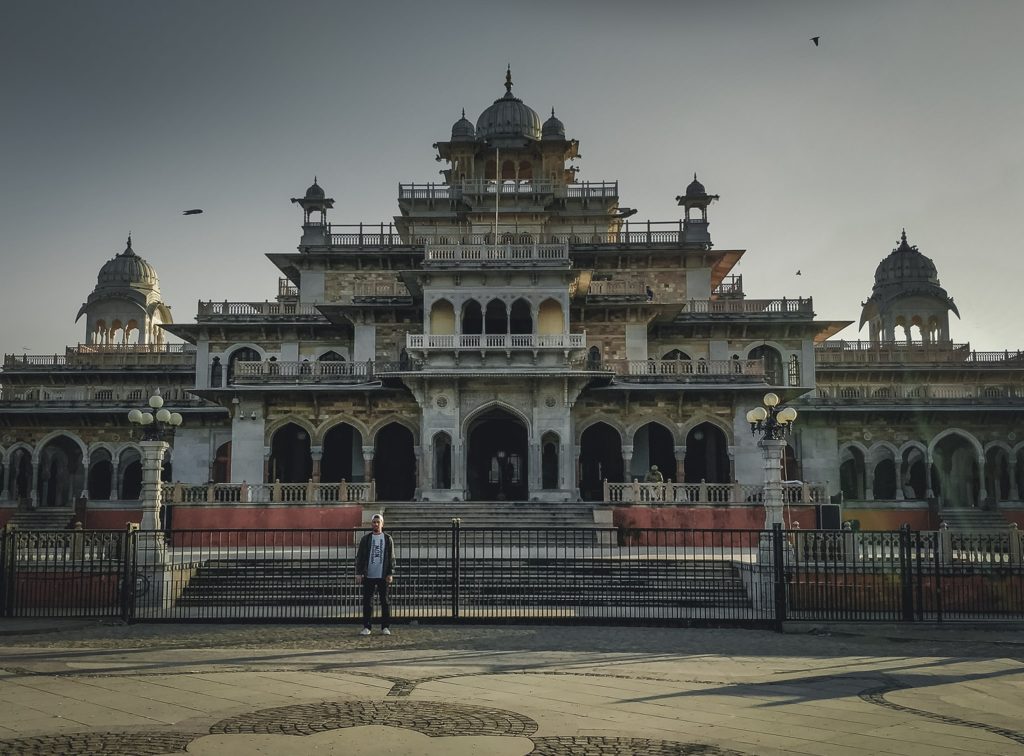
[210,699,539,738]
[0,731,196,756]
[531,736,744,755]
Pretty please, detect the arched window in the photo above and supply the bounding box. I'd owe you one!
[210,356,223,387]
[788,354,800,386]
[268,424,312,483]
[433,432,452,490]
[212,441,232,484]
[319,350,345,362]
[430,300,456,335]
[542,432,559,489]
[509,299,532,334]
[538,299,563,335]
[228,347,260,385]
[484,299,507,334]
[87,450,113,500]
[462,300,483,334]
[750,345,783,385]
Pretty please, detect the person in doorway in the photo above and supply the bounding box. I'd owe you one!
[644,464,665,501]
[355,513,394,635]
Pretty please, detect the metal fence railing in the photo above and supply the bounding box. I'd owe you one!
[2,524,1022,626]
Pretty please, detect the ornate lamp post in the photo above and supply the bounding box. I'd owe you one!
[746,392,798,529]
[128,392,182,535]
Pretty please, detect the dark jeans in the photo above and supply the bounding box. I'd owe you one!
[361,578,390,628]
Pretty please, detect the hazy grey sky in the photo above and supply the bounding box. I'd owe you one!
[2,0,1022,353]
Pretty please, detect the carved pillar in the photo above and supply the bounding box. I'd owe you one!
[263,448,272,484]
[30,457,40,508]
[1009,458,1019,501]
[621,444,634,481]
[674,446,686,486]
[310,445,323,484]
[760,438,786,529]
[925,454,934,499]
[896,455,906,500]
[413,444,423,495]
[978,455,987,506]
[362,445,375,484]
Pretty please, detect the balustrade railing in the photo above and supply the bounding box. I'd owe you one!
[4,343,195,369]
[604,480,827,504]
[398,179,619,200]
[197,301,325,320]
[587,280,647,297]
[351,282,410,299]
[163,480,376,504]
[606,358,764,381]
[814,341,1024,365]
[407,333,586,351]
[424,242,569,264]
[10,529,125,563]
[1,386,198,403]
[230,360,386,384]
[814,384,1024,401]
[680,298,813,316]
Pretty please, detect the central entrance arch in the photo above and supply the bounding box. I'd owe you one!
[467,407,528,501]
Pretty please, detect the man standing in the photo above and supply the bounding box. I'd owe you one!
[355,513,394,635]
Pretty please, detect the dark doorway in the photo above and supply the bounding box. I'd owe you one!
[37,436,84,507]
[322,423,362,482]
[684,423,729,483]
[541,432,559,489]
[434,432,452,489]
[633,423,675,482]
[269,424,312,483]
[11,450,32,503]
[88,457,113,500]
[375,423,416,501]
[873,458,897,499]
[212,442,232,484]
[467,409,528,501]
[579,423,623,501]
[121,459,142,500]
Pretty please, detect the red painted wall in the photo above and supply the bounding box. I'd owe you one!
[170,505,363,531]
[85,510,141,530]
[614,505,817,531]
[842,509,934,531]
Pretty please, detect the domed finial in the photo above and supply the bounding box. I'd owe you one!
[126,234,132,249]
[551,108,556,118]
[901,228,907,244]
[505,65,513,94]
[314,175,318,184]
[694,172,698,181]
[461,108,466,118]
[123,233,136,257]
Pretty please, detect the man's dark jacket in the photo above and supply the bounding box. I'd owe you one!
[355,531,395,578]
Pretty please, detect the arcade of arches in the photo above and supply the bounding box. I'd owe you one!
[838,432,1024,509]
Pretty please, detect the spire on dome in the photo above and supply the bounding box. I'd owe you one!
[125,234,135,256]
[504,65,513,96]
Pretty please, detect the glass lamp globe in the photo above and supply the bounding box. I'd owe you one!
[149,394,164,409]
[750,406,768,422]
[128,408,143,424]
[156,408,171,423]
[778,406,798,424]
[169,412,183,426]
[763,392,780,407]
[141,412,154,425]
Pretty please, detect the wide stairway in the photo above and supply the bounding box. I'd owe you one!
[173,556,752,612]
[376,501,604,530]
[7,507,75,531]
[939,508,1010,531]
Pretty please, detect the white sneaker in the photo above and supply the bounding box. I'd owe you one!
[382,627,392,636]
[359,627,371,636]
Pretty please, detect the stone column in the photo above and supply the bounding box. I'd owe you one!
[760,438,787,529]
[30,457,40,508]
[310,445,323,483]
[1009,459,1019,501]
[528,442,541,495]
[362,446,375,484]
[977,455,987,506]
[412,444,423,496]
[621,444,634,482]
[896,455,906,500]
[925,454,934,499]
[674,446,686,485]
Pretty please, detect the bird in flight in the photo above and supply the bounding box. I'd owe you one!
[810,36,820,47]
[796,270,802,276]
[182,209,203,216]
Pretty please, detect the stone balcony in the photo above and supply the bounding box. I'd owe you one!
[675,298,814,319]
[604,358,766,384]
[196,301,326,322]
[814,341,1024,365]
[808,383,1024,403]
[229,360,416,385]
[423,242,570,268]
[398,179,619,201]
[2,344,196,371]
[604,480,828,504]
[407,333,586,352]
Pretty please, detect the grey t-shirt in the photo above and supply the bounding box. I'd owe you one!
[366,533,386,579]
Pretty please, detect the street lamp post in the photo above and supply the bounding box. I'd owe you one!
[746,392,798,530]
[127,391,182,538]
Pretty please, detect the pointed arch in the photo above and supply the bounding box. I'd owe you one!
[574,414,625,445]
[32,431,87,463]
[928,428,983,459]
[266,415,318,445]
[627,416,681,446]
[315,414,369,446]
[463,400,532,438]
[679,414,732,447]
[367,414,420,445]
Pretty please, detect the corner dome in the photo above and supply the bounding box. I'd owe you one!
[542,108,565,140]
[96,236,159,291]
[872,229,939,287]
[303,179,326,200]
[685,174,706,197]
[451,109,476,141]
[475,68,541,142]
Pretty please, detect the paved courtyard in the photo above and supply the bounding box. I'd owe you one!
[0,620,1020,755]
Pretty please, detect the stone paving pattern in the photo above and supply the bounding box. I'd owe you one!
[0,620,1020,754]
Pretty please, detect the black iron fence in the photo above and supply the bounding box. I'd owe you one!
[2,524,1022,627]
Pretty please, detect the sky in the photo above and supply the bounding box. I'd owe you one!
[2,0,1022,354]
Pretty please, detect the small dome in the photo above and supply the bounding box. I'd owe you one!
[303,178,326,200]
[542,109,565,140]
[96,236,159,290]
[872,229,939,288]
[685,173,706,197]
[476,68,542,141]
[451,109,475,141]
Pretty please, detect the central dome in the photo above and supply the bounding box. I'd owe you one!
[475,68,541,141]
[872,229,939,288]
[97,236,159,291]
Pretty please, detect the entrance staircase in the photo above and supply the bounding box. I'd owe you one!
[375,501,605,530]
[173,556,751,612]
[7,507,75,531]
[939,508,1009,531]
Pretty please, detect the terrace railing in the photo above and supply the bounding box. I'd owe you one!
[3,343,195,370]
[815,341,1024,365]
[162,481,376,504]
[424,242,569,266]
[679,298,813,316]
[814,384,1024,401]
[197,301,325,321]
[604,480,828,504]
[605,358,765,383]
[407,333,586,351]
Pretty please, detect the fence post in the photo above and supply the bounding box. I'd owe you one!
[0,527,11,618]
[451,518,461,620]
[939,522,952,566]
[772,523,787,630]
[1009,524,1021,566]
[120,524,138,624]
[899,525,914,622]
